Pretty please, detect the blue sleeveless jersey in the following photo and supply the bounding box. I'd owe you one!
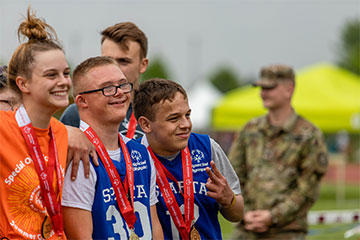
[155,133,222,240]
[91,137,153,240]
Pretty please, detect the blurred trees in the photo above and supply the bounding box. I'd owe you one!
[336,18,360,76]
[141,56,170,82]
[208,66,244,94]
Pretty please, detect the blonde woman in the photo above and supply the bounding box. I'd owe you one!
[0,8,70,239]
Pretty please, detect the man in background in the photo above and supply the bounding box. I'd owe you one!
[229,64,328,240]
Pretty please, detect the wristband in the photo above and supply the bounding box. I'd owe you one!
[223,192,236,209]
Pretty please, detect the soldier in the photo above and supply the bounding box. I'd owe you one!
[229,64,328,240]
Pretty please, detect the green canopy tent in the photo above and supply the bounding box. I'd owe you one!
[212,63,360,133]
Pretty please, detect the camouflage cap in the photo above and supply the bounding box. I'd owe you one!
[253,64,295,88]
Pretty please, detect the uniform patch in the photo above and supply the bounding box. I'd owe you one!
[318,152,328,167]
[131,150,142,162]
[191,149,205,163]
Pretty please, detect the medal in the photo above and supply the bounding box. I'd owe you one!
[148,146,195,240]
[80,121,137,236]
[189,225,201,240]
[129,229,139,240]
[41,216,52,239]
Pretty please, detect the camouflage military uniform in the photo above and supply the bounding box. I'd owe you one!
[229,112,328,240]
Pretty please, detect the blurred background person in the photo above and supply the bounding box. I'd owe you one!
[0,65,20,111]
[229,64,328,240]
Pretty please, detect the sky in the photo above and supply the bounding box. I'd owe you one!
[1,0,359,89]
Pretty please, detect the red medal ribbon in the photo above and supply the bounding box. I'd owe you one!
[15,105,63,236]
[80,121,137,229]
[147,146,194,240]
[126,113,137,139]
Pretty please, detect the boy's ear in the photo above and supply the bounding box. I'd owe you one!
[75,95,88,108]
[137,116,152,133]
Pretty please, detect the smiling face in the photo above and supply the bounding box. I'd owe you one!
[146,92,192,156]
[22,49,70,113]
[77,63,130,126]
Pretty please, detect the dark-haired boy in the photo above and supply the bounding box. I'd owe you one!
[133,78,244,239]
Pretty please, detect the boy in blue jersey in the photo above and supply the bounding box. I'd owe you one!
[62,22,149,182]
[133,78,244,239]
[61,57,163,239]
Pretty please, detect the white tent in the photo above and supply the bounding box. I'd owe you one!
[187,81,223,131]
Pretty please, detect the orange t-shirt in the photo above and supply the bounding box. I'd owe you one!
[0,111,68,240]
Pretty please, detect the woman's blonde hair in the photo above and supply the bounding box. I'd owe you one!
[7,7,63,95]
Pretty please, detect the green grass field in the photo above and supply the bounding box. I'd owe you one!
[308,223,359,240]
[220,183,360,239]
[219,219,360,240]
[311,183,360,210]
